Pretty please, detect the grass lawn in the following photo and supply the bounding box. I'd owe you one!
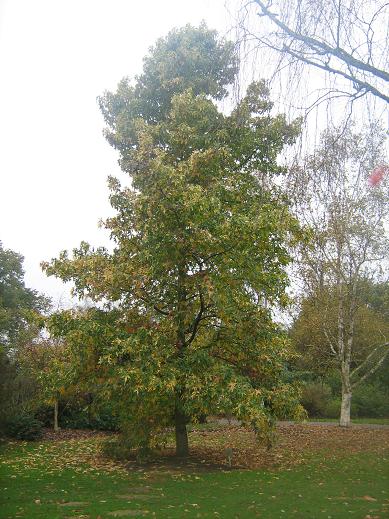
[1,424,388,519]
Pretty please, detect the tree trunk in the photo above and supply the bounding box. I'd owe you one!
[336,271,353,428]
[174,406,189,457]
[339,388,352,427]
[54,399,59,432]
[174,264,189,457]
[340,361,352,427]
[339,277,357,428]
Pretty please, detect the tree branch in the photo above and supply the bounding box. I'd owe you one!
[253,0,389,83]
[350,341,389,384]
[185,289,206,346]
[283,47,389,104]
[352,346,389,388]
[251,0,389,104]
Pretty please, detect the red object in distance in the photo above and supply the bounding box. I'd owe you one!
[368,165,389,186]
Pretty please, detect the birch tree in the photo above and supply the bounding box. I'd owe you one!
[289,123,389,426]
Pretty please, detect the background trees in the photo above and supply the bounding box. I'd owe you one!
[291,280,389,418]
[43,24,304,456]
[21,338,74,432]
[0,242,49,353]
[287,123,389,426]
[292,283,389,377]
[0,242,50,432]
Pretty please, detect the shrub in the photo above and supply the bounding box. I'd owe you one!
[324,398,341,418]
[102,437,136,461]
[60,406,120,431]
[6,413,43,440]
[102,433,160,463]
[60,410,90,429]
[301,382,332,417]
[351,383,389,417]
[323,384,389,419]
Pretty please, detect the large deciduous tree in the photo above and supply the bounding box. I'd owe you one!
[43,24,304,456]
[288,123,389,426]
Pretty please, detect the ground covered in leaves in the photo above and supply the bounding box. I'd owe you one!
[185,422,389,470]
[1,423,388,518]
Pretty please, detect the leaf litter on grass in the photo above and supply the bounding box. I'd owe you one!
[184,423,389,470]
[1,434,129,479]
[1,423,388,480]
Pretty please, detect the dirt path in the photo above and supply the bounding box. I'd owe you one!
[213,417,389,429]
[279,420,389,429]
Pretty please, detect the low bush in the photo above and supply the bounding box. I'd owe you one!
[322,384,389,419]
[301,382,332,417]
[60,406,120,431]
[324,398,341,418]
[102,437,136,460]
[351,383,389,417]
[6,413,43,440]
[34,397,121,432]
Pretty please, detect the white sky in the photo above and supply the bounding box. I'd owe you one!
[0,0,236,305]
[1,0,387,308]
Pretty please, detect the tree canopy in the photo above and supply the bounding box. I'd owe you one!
[0,242,49,353]
[291,282,389,376]
[0,242,50,431]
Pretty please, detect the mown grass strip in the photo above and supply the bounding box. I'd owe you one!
[0,436,388,518]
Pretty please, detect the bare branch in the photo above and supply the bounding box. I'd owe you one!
[352,345,389,388]
[350,341,389,381]
[238,0,389,110]
[283,46,389,104]
[253,0,389,83]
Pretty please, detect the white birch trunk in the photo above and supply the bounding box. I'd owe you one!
[339,336,353,427]
[54,399,59,432]
[339,386,352,427]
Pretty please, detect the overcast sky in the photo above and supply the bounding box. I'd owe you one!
[0,0,237,305]
[1,0,387,308]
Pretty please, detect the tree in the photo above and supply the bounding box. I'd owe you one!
[0,242,50,429]
[0,242,49,353]
[43,24,304,457]
[238,0,389,108]
[21,338,74,432]
[20,306,122,433]
[288,123,389,426]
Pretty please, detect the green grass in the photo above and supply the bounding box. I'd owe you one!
[308,417,389,425]
[1,437,388,519]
